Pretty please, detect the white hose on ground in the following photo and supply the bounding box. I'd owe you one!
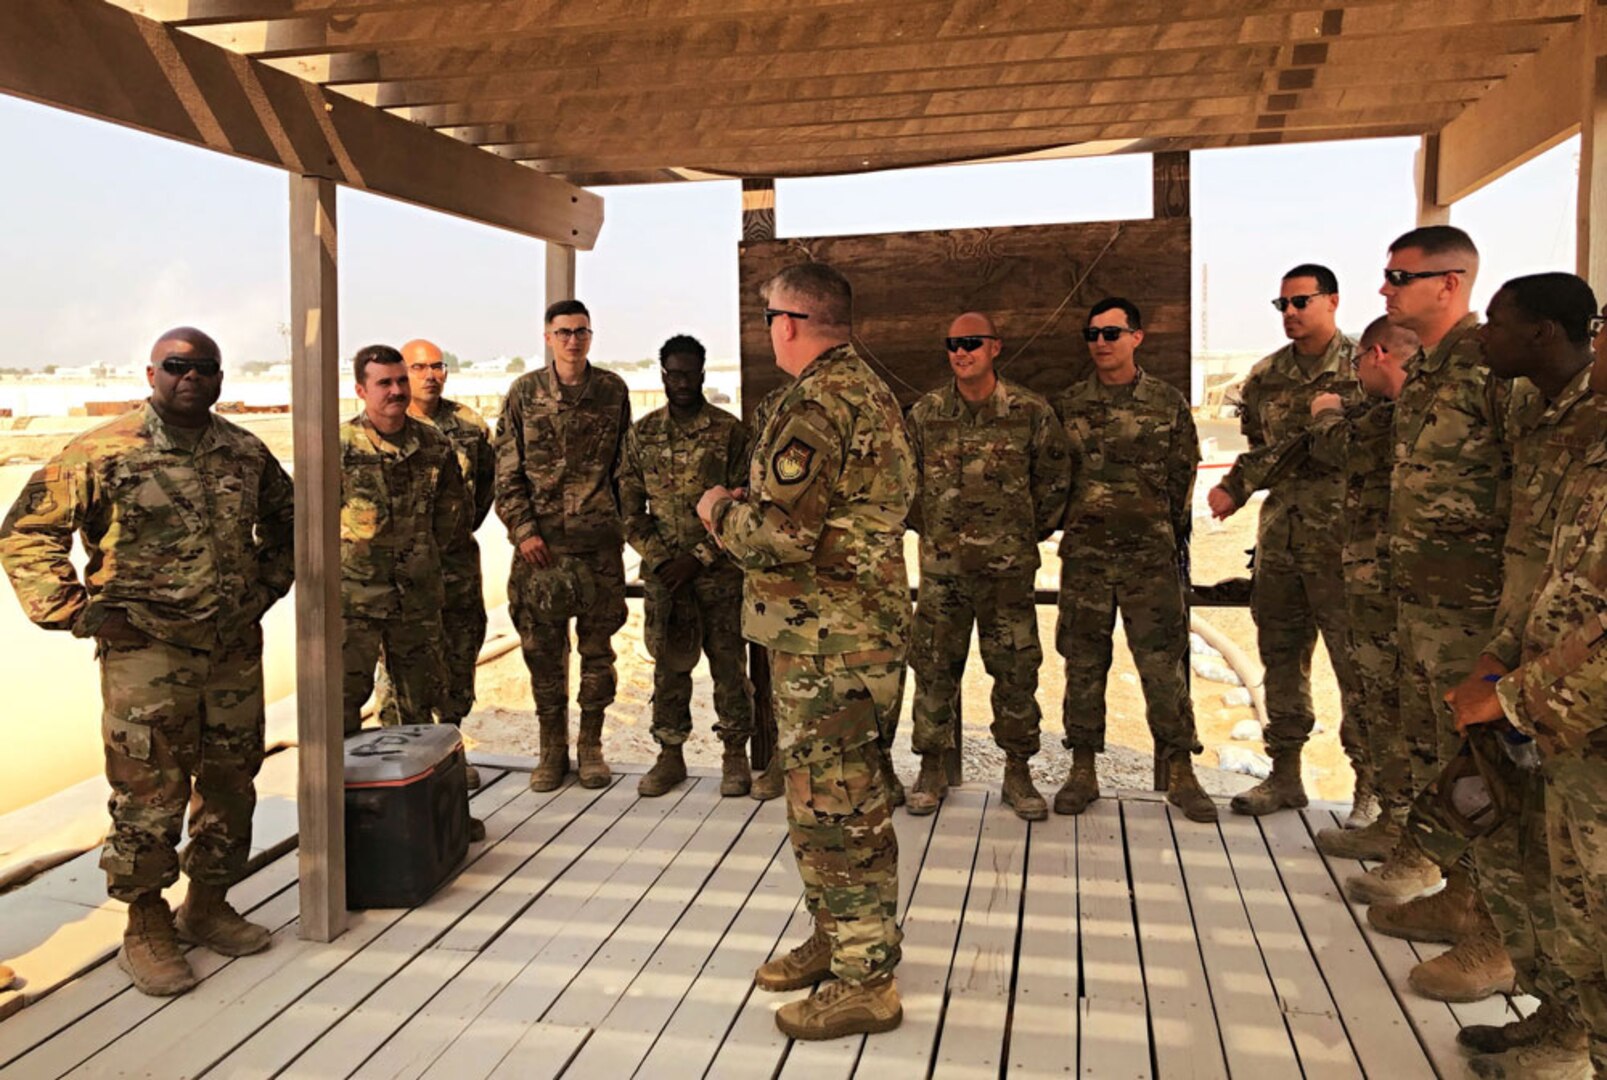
[1189,611,1270,732]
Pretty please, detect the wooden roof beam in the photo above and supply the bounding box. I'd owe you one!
[0,0,602,247]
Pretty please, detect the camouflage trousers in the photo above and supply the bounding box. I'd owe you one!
[1346,589,1409,815]
[343,612,445,737]
[1252,553,1366,770]
[98,634,266,902]
[509,547,627,718]
[1397,600,1495,798]
[643,570,752,747]
[1057,563,1200,762]
[772,650,903,984]
[376,600,487,727]
[910,571,1041,759]
[1542,752,1607,1073]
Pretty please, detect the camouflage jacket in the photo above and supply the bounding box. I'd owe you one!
[1310,399,1395,597]
[1486,367,1597,669]
[494,363,631,553]
[1055,369,1198,568]
[0,402,294,651]
[419,398,495,531]
[907,377,1069,576]
[1388,315,1523,609]
[711,343,915,656]
[1219,333,1361,562]
[619,402,752,576]
[1497,396,1607,755]
[340,413,469,619]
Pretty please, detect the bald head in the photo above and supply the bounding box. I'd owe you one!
[401,338,448,414]
[150,326,220,365]
[401,339,442,365]
[947,312,998,338]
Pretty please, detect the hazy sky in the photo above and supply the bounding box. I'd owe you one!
[0,94,1577,372]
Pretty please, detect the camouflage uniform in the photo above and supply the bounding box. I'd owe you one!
[0,403,294,901]
[1310,400,1410,817]
[905,378,1068,759]
[1495,394,1607,1071]
[618,402,754,747]
[710,343,914,984]
[1055,369,1201,761]
[495,364,631,721]
[339,413,469,737]
[376,398,495,725]
[1219,334,1366,772]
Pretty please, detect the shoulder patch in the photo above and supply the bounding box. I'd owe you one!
[772,437,816,484]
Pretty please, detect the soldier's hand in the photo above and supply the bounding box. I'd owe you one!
[697,486,732,533]
[1207,485,1239,520]
[516,535,552,569]
[1309,392,1343,417]
[96,609,148,647]
[1446,655,1509,733]
[657,553,703,592]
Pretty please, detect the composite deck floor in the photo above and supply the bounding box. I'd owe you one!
[0,758,1534,1079]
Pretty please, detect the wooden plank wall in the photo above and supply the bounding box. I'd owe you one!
[737,217,1192,417]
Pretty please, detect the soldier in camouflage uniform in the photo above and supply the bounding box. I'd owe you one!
[1309,316,1418,863]
[372,339,496,786]
[1054,298,1217,823]
[903,311,1068,821]
[743,382,793,805]
[1209,264,1367,818]
[1344,227,1522,1004]
[0,328,294,997]
[496,300,631,792]
[697,263,912,1041]
[339,345,470,741]
[620,334,755,798]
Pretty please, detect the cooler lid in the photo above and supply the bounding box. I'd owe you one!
[345,724,464,785]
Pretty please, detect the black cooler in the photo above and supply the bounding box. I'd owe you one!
[344,724,471,909]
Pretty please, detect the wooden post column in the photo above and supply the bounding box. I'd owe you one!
[1152,150,1191,218]
[544,242,576,364]
[1579,4,1607,287]
[1415,134,1451,227]
[290,175,346,942]
[742,178,777,241]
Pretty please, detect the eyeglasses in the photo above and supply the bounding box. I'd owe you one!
[1270,293,1330,313]
[764,308,811,327]
[408,362,446,374]
[1350,343,1378,369]
[1383,268,1465,287]
[550,327,593,342]
[159,356,222,378]
[1591,315,1607,338]
[945,335,998,352]
[1082,326,1135,343]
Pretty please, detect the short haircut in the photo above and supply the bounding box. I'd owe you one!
[1087,296,1143,329]
[353,344,404,384]
[1283,263,1339,295]
[1358,315,1418,353]
[763,262,853,330]
[659,333,707,366]
[1389,225,1479,262]
[545,299,590,325]
[1498,273,1600,346]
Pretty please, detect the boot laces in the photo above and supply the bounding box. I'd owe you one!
[788,930,830,966]
[1449,932,1504,972]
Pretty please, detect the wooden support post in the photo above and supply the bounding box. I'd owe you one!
[290,175,346,942]
[1580,6,1607,287]
[1415,134,1451,227]
[742,179,777,241]
[544,242,576,364]
[1152,151,1191,218]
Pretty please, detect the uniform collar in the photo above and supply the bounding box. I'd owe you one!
[940,376,1009,419]
[797,342,856,382]
[139,400,220,453]
[538,362,594,405]
[1273,333,1352,384]
[1541,364,1596,426]
[355,412,421,458]
[1088,366,1149,399]
[1414,313,1481,376]
[668,402,715,433]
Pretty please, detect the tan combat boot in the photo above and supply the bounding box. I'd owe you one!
[1460,999,1575,1055]
[755,923,834,991]
[463,764,482,791]
[750,753,784,802]
[1316,810,1400,862]
[1229,750,1308,816]
[1344,835,1442,905]
[775,973,902,1040]
[576,710,611,789]
[879,752,905,809]
[0,962,14,990]
[1053,747,1099,816]
[1469,1039,1591,1080]
[528,712,569,793]
[720,743,752,797]
[638,744,687,797]
[175,881,272,956]
[1166,757,1219,823]
[1001,755,1047,821]
[1367,866,1481,943]
[119,894,199,996]
[1408,916,1517,1003]
[905,754,949,817]
[1344,775,1380,830]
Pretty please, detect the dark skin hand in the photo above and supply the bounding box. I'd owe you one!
[656,553,703,592]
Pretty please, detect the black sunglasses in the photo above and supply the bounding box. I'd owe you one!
[945,335,998,352]
[764,308,811,327]
[1383,268,1466,287]
[160,356,222,378]
[1082,326,1135,342]
[1591,315,1607,338]
[1270,292,1330,313]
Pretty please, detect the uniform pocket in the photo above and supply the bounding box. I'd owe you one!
[104,714,152,762]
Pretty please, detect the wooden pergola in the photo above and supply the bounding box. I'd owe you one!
[1,0,1602,944]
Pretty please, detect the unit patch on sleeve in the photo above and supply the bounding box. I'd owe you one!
[772,437,816,484]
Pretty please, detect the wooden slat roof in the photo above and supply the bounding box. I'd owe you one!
[106,0,1580,186]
